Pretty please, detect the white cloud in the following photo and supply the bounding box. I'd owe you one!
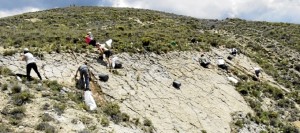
[107,0,300,24]
[0,7,40,18]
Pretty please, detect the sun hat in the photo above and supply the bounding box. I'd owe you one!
[23,48,29,52]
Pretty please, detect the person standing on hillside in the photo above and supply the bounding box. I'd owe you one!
[75,61,92,91]
[21,48,42,81]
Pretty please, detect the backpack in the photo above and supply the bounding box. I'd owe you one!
[98,74,109,82]
[114,60,122,69]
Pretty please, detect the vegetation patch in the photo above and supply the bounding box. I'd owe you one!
[53,102,66,115]
[1,83,8,91]
[100,117,109,127]
[36,122,56,133]
[41,113,54,122]
[0,66,12,76]
[12,90,33,106]
[44,80,63,92]
[0,124,12,132]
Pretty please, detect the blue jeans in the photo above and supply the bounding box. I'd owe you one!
[80,69,90,90]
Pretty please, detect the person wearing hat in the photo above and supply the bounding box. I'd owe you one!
[199,54,210,68]
[75,61,92,91]
[21,48,42,81]
[85,32,96,46]
[85,32,92,45]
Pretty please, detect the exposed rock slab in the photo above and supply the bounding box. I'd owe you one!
[0,51,253,133]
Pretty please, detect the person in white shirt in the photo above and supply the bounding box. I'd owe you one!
[254,67,261,78]
[21,48,42,81]
[199,54,210,68]
[217,57,228,72]
[97,43,112,68]
[230,48,238,56]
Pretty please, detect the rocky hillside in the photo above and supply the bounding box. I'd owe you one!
[0,6,300,133]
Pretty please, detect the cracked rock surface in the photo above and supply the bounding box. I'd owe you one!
[1,51,252,133]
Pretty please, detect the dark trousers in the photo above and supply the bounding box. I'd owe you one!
[218,64,228,71]
[255,70,260,77]
[104,50,112,58]
[26,63,42,81]
[80,69,90,91]
[89,40,96,46]
[200,62,210,68]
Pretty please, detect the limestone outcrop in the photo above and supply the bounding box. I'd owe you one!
[0,50,254,133]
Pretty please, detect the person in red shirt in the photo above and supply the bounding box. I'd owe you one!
[85,33,91,44]
[85,32,96,46]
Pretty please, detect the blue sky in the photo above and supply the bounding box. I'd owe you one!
[0,0,300,24]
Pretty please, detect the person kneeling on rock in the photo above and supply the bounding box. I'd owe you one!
[75,62,92,91]
[199,54,210,68]
[216,57,229,72]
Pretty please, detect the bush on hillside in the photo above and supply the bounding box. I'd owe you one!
[12,90,33,106]
[44,80,62,91]
[0,67,12,76]
[0,124,12,132]
[35,122,56,133]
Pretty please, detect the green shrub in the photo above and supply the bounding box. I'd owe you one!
[282,124,299,133]
[121,113,130,122]
[0,124,11,132]
[78,129,91,133]
[78,102,89,111]
[11,84,22,94]
[103,103,121,117]
[143,118,152,127]
[80,116,92,125]
[101,117,109,127]
[141,37,150,47]
[68,92,83,104]
[44,80,63,92]
[3,50,17,56]
[42,103,51,110]
[0,67,12,76]
[277,99,294,108]
[133,118,140,126]
[1,83,8,91]
[9,118,21,126]
[53,103,66,115]
[36,122,56,133]
[12,90,33,106]
[235,120,244,128]
[41,113,54,122]
[9,106,26,120]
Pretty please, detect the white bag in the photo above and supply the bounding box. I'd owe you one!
[228,77,238,84]
[111,56,119,68]
[84,91,97,111]
[105,39,112,48]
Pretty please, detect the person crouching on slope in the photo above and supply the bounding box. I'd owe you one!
[97,43,112,68]
[21,48,42,81]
